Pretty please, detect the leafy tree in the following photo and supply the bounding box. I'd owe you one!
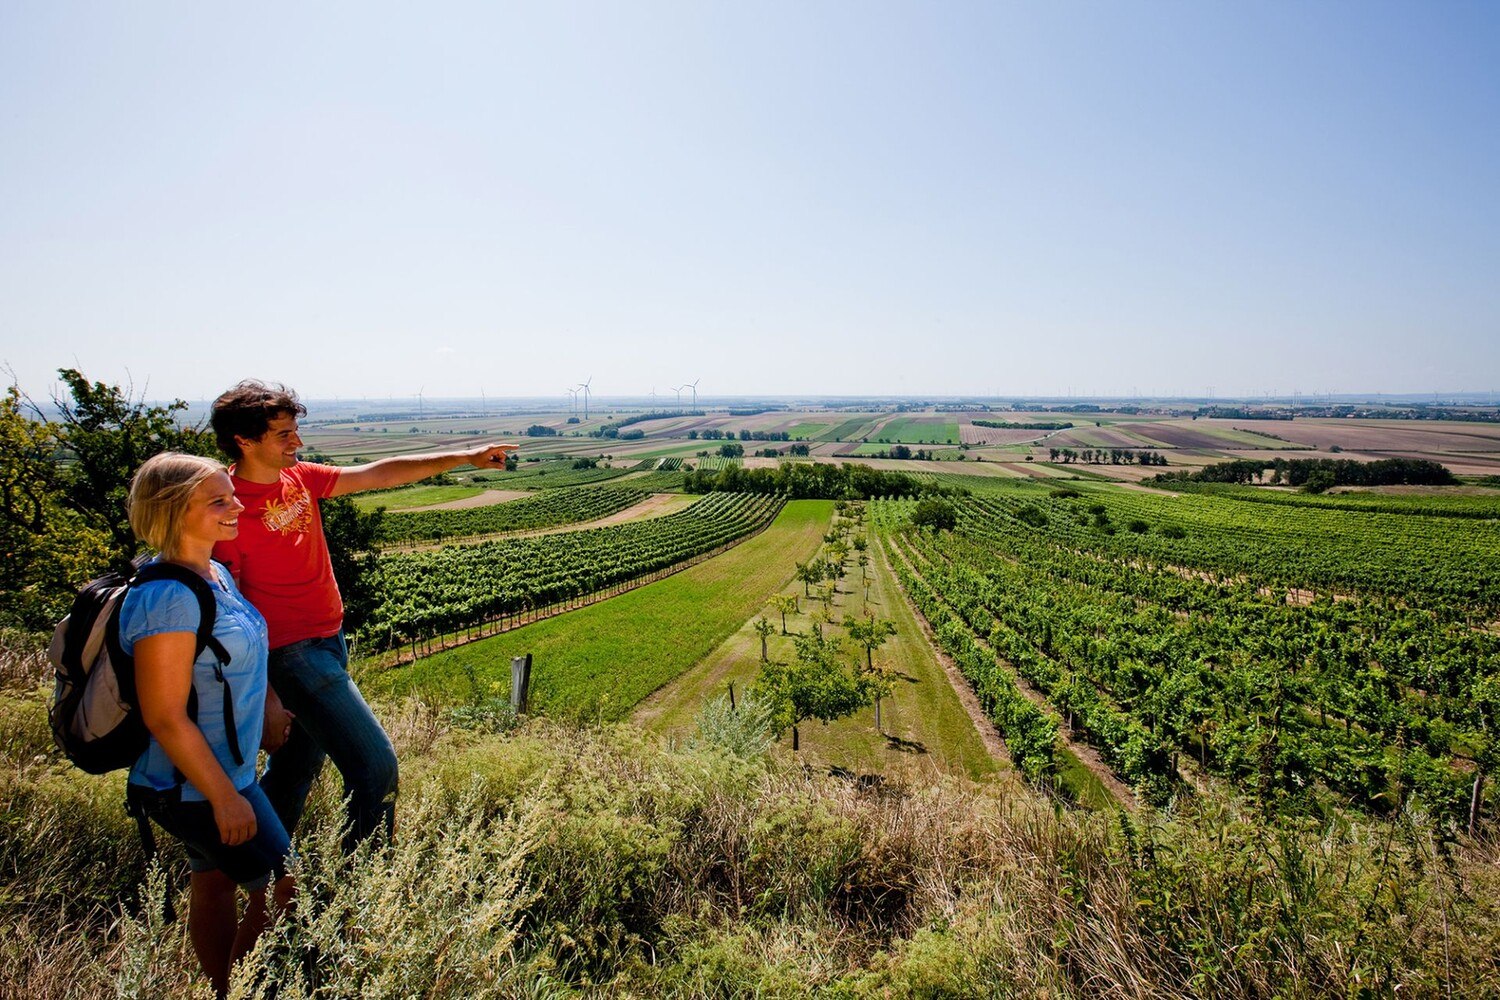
[910,497,957,532]
[845,614,897,731]
[752,617,775,662]
[794,559,821,597]
[49,368,217,573]
[0,387,111,627]
[319,496,385,636]
[816,581,837,615]
[770,594,799,634]
[754,627,877,751]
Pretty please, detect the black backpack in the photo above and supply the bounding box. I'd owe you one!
[47,560,241,775]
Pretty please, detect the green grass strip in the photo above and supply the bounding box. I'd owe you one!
[352,484,485,512]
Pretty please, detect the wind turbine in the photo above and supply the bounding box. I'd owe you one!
[672,385,684,410]
[565,386,579,417]
[649,387,657,409]
[688,378,700,410]
[579,376,593,420]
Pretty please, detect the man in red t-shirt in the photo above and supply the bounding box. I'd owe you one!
[211,381,515,851]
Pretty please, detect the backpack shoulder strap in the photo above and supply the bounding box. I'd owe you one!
[129,561,244,770]
[130,562,231,667]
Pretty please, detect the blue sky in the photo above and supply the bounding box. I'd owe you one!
[2,2,1497,400]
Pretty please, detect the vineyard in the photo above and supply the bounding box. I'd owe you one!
[374,486,648,545]
[363,491,784,651]
[693,455,743,472]
[471,459,641,489]
[621,469,691,492]
[873,482,1500,825]
[1162,481,1500,520]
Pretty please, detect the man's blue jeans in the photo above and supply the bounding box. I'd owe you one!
[260,632,397,853]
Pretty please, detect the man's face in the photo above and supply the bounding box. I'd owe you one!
[237,414,303,470]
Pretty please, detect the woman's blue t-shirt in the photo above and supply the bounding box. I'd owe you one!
[120,559,269,801]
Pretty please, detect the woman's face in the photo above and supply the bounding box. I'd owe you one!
[177,471,244,551]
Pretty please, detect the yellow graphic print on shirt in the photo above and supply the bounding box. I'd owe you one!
[261,482,315,536]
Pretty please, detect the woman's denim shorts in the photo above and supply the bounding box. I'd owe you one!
[128,781,291,891]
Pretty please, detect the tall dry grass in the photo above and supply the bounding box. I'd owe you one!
[3,678,1498,998]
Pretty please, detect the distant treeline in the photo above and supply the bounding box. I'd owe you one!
[1296,406,1500,423]
[1196,407,1294,420]
[860,445,939,461]
[693,428,794,441]
[1154,457,1457,492]
[973,419,1074,430]
[684,462,950,500]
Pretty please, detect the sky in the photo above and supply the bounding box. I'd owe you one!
[2,1,1498,401]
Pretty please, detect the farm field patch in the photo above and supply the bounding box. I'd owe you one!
[1258,418,1500,455]
[1047,425,1158,449]
[959,423,1054,446]
[874,417,961,445]
[399,488,534,511]
[784,421,833,439]
[366,500,835,719]
[352,483,487,512]
[823,416,880,441]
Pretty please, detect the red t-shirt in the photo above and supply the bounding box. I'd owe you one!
[213,463,343,650]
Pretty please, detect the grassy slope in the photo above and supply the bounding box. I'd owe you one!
[366,500,835,720]
[352,483,486,511]
[634,522,1002,782]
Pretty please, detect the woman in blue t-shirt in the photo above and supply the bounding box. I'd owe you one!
[123,452,292,998]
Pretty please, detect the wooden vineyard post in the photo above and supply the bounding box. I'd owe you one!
[511,653,533,715]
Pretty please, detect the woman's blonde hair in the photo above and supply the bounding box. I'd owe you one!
[128,453,228,555]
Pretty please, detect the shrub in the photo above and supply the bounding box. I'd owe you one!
[691,693,777,759]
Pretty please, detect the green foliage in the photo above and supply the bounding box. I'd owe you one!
[318,494,384,634]
[49,368,218,573]
[755,628,878,746]
[874,487,1500,821]
[0,369,217,626]
[910,497,956,532]
[4,685,1500,996]
[691,692,777,758]
[753,616,775,661]
[0,390,112,627]
[683,461,946,501]
[446,661,521,734]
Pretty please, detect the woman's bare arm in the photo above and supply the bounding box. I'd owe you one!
[134,631,257,845]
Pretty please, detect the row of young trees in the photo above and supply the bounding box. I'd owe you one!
[751,503,898,747]
[681,461,950,500]
[1048,448,1167,465]
[692,428,794,441]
